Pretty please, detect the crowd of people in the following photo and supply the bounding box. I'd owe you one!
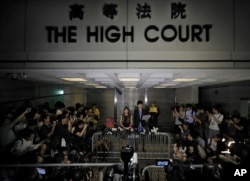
[0,99,160,180]
[172,103,250,167]
[0,99,249,180]
[0,101,105,180]
[0,101,104,165]
[0,100,161,162]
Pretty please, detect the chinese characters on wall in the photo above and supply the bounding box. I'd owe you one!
[46,2,212,43]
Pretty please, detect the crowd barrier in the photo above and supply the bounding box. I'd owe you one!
[91,131,173,162]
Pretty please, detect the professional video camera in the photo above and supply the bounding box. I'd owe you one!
[103,145,140,181]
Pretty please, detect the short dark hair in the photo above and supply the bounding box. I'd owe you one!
[212,104,222,113]
[55,101,65,109]
[137,100,143,105]
[41,112,49,122]
[186,103,192,108]
[231,114,241,120]
[56,114,67,123]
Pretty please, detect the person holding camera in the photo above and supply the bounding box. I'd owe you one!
[39,112,56,141]
[172,105,185,139]
[227,114,248,142]
[71,120,90,154]
[0,107,31,153]
[207,105,224,141]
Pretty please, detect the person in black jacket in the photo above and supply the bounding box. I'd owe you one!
[133,100,149,133]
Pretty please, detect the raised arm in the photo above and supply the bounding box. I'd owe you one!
[9,107,31,128]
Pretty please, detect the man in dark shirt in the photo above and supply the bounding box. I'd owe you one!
[228,115,248,142]
[54,114,72,148]
[186,132,201,164]
[133,100,149,133]
[39,113,56,141]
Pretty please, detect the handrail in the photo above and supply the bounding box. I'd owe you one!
[0,163,118,168]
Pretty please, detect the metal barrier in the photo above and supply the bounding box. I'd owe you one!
[91,131,173,161]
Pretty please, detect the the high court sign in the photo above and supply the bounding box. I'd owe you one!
[1,0,250,60]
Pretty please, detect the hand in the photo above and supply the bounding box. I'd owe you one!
[67,118,72,125]
[25,108,31,113]
[84,124,88,129]
[52,121,57,127]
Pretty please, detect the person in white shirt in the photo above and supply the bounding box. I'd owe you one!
[208,105,224,140]
[0,107,31,152]
[10,128,47,163]
[184,104,195,124]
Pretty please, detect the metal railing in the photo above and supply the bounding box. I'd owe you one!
[91,131,173,161]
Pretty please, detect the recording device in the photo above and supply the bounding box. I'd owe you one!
[103,146,138,181]
[26,108,31,113]
[121,145,134,164]
[36,168,46,175]
[156,159,169,166]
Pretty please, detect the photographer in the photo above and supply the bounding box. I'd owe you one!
[172,105,185,139]
[39,112,56,141]
[71,120,90,155]
[53,113,72,150]
[186,132,202,164]
[226,115,248,142]
[193,105,209,141]
[0,107,31,153]
[207,105,224,141]
[10,128,46,164]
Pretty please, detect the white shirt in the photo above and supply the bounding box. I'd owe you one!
[209,113,224,130]
[13,122,27,135]
[10,138,32,153]
[184,109,195,124]
[174,111,185,125]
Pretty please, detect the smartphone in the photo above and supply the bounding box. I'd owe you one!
[36,168,46,175]
[156,160,169,166]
